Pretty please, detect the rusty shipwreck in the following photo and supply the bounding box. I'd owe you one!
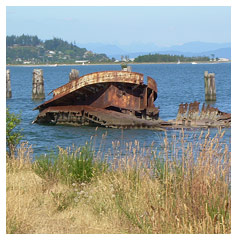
[33,70,163,129]
[33,69,231,129]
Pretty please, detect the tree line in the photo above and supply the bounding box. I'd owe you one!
[134,53,210,63]
[7,34,42,47]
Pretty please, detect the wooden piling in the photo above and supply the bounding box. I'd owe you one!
[6,69,12,98]
[32,69,45,100]
[69,69,79,82]
[204,71,216,101]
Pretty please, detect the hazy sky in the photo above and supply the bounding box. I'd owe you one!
[6,6,231,47]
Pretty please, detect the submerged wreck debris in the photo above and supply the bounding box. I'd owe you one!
[33,70,231,130]
[33,70,162,129]
[169,101,231,128]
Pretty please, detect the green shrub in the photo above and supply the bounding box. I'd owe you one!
[6,108,23,156]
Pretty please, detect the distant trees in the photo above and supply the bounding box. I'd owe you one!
[7,34,42,47]
[44,38,88,59]
[134,53,210,63]
[44,38,78,51]
[211,54,215,61]
[7,46,39,61]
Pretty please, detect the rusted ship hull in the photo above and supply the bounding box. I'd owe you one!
[34,105,166,129]
[33,70,161,128]
[33,70,230,129]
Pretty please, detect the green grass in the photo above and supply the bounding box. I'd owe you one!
[33,142,108,185]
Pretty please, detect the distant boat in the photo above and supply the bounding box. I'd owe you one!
[191,62,197,64]
[177,60,180,64]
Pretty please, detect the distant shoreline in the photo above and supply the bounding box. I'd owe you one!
[7,61,231,67]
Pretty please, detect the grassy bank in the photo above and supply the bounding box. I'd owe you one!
[6,130,231,234]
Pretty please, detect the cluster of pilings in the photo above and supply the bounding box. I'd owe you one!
[7,69,46,100]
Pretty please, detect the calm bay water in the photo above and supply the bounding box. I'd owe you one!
[6,63,231,157]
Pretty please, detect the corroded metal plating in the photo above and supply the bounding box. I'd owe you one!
[34,70,160,128]
[173,101,231,128]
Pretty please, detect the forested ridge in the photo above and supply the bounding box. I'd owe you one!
[6,34,110,64]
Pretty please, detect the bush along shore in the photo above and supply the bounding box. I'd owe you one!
[6,130,231,234]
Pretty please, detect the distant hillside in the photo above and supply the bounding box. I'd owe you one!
[6,35,110,64]
[197,48,231,59]
[160,41,231,53]
[106,48,231,60]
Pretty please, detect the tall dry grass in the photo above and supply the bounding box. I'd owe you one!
[6,130,231,234]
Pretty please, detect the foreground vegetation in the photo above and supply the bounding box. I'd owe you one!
[6,130,231,234]
[6,108,22,157]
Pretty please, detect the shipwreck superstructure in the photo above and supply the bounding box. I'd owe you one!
[33,70,161,128]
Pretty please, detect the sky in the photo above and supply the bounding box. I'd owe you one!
[6,6,231,47]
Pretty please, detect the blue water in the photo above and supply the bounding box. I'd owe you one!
[6,63,231,156]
